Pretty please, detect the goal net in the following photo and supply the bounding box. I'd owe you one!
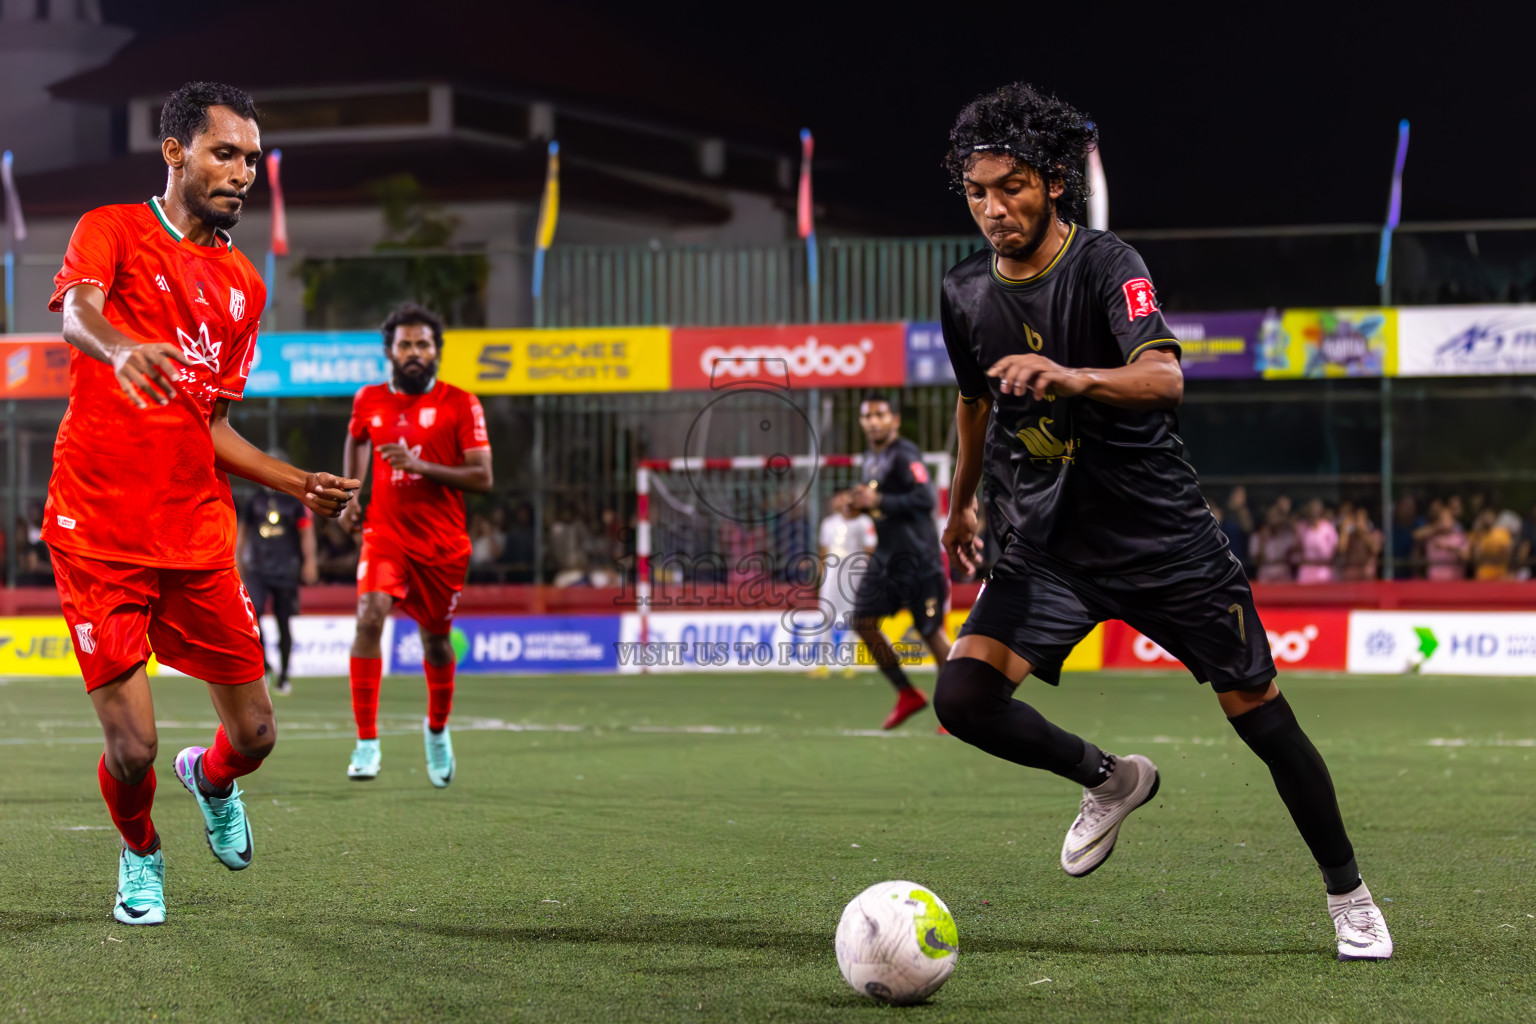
[635,452,953,649]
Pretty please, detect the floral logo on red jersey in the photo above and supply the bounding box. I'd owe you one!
[176,321,222,371]
[1123,278,1159,321]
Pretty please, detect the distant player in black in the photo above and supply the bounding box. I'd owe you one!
[933,83,1390,961]
[847,393,952,729]
[238,457,318,696]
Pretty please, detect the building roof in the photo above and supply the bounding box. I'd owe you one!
[14,138,731,226]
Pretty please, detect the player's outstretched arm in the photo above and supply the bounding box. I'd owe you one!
[988,348,1183,410]
[942,395,991,579]
[338,432,372,532]
[61,285,191,409]
[375,445,494,494]
[208,399,361,518]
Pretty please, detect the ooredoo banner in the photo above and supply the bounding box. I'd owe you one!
[1101,609,1349,672]
[1396,305,1536,377]
[670,324,906,391]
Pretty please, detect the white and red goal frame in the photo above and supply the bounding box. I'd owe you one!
[635,452,952,647]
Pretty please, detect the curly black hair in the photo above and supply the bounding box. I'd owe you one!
[943,82,1099,224]
[381,301,445,351]
[158,81,259,146]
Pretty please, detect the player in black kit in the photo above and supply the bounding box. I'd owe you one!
[238,457,318,695]
[933,83,1391,961]
[847,393,952,729]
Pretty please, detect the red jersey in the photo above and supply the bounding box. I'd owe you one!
[348,380,489,560]
[44,200,265,569]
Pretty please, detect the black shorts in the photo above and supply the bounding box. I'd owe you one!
[245,576,300,622]
[852,568,950,637]
[959,544,1275,692]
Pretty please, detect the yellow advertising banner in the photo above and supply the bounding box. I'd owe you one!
[440,327,671,394]
[0,617,83,676]
[1261,308,1398,379]
[0,617,161,677]
[867,613,1104,671]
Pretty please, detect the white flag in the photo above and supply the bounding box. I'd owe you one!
[1087,146,1108,232]
[1,151,25,242]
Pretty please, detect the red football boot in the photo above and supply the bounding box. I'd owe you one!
[883,687,929,729]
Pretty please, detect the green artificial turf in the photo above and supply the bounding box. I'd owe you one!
[1,670,1532,1023]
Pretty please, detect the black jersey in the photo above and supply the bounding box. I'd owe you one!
[941,224,1222,574]
[241,491,310,585]
[860,436,943,575]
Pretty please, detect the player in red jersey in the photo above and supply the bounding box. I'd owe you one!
[338,303,493,787]
[47,82,360,926]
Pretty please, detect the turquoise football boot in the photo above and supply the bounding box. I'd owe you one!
[173,746,253,871]
[347,739,381,780]
[423,719,455,789]
[113,845,166,926]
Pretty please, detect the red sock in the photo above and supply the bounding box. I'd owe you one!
[425,660,455,731]
[98,755,158,854]
[351,656,382,740]
[202,724,265,790]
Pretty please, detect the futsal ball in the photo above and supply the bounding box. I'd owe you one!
[835,880,958,1004]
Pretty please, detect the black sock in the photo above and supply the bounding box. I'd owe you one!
[878,661,911,691]
[1228,693,1359,893]
[193,754,233,799]
[934,658,1103,787]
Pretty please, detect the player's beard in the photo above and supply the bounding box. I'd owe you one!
[185,180,245,231]
[991,197,1055,263]
[393,357,438,395]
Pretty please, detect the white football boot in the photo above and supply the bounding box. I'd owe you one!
[1329,880,1393,961]
[1060,753,1160,877]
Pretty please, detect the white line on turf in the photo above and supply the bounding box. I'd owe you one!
[1425,738,1535,747]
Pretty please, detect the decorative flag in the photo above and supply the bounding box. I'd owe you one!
[532,140,560,300]
[1375,120,1409,288]
[2,150,21,334]
[1087,144,1108,231]
[798,129,818,320]
[266,148,288,256]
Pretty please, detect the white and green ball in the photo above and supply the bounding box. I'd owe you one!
[835,881,959,1004]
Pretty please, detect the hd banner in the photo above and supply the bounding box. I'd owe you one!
[440,327,671,394]
[391,615,620,674]
[1396,305,1536,377]
[1348,611,1536,676]
[1260,308,1398,378]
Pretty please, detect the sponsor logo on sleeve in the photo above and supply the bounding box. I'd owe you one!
[1123,278,1159,321]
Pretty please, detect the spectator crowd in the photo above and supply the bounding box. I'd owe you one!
[1214,487,1536,583]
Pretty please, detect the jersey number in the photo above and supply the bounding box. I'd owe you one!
[1227,603,1246,643]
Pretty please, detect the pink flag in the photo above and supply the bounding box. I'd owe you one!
[267,149,288,257]
[797,129,814,240]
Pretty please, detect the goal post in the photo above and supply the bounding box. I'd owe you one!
[635,452,953,651]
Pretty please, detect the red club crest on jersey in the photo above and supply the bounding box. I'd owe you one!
[419,407,436,428]
[1122,278,1159,321]
[909,460,930,484]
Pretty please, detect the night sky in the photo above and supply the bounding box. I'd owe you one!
[100,1,1536,234]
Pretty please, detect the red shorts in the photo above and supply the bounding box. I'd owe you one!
[51,547,266,691]
[357,537,467,634]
